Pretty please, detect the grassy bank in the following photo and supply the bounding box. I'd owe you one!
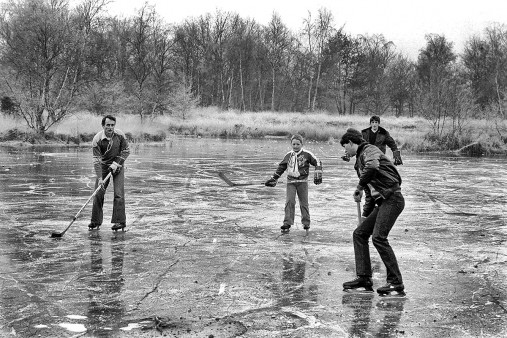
[1,107,506,155]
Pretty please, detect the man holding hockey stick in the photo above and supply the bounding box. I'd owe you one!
[340,128,405,297]
[89,115,130,232]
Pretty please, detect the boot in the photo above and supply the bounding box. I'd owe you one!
[111,223,126,232]
[377,283,405,297]
[343,276,373,292]
[88,223,101,230]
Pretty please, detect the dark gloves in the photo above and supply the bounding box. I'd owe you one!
[341,153,350,162]
[264,177,277,187]
[353,188,363,202]
[314,169,322,185]
[393,150,403,166]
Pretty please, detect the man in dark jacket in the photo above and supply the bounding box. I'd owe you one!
[89,115,130,231]
[362,115,403,165]
[340,128,406,297]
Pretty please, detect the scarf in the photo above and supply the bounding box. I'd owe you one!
[287,149,302,178]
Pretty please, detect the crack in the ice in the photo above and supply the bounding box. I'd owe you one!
[132,260,179,311]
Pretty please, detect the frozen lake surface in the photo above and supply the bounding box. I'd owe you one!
[0,138,506,337]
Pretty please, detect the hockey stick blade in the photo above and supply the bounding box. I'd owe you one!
[218,172,237,186]
[218,172,263,187]
[218,172,308,187]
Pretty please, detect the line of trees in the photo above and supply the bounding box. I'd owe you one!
[0,0,506,138]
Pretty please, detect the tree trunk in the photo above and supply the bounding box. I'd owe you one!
[307,75,313,111]
[312,62,322,111]
[495,69,504,117]
[271,67,276,111]
[36,113,45,135]
[220,72,226,109]
[228,70,234,110]
[239,56,245,111]
[258,69,264,110]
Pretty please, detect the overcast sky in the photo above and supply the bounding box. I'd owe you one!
[105,0,507,60]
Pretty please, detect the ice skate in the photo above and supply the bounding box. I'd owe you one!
[280,224,291,234]
[343,276,374,293]
[376,283,406,297]
[88,223,100,231]
[111,223,126,232]
[303,224,310,235]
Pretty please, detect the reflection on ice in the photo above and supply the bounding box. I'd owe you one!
[66,314,87,320]
[58,322,86,332]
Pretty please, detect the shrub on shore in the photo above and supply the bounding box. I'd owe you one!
[0,108,506,155]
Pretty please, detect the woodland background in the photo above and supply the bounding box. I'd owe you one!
[0,0,506,152]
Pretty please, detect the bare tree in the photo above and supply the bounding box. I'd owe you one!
[0,0,106,134]
[300,11,315,111]
[485,24,507,118]
[123,4,156,120]
[416,34,457,136]
[311,8,334,111]
[264,12,290,111]
[321,29,356,114]
[387,54,416,116]
[354,34,396,115]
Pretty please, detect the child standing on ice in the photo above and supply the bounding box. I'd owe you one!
[264,134,322,233]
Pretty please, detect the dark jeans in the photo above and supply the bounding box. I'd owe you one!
[90,166,126,225]
[284,182,310,227]
[353,191,404,284]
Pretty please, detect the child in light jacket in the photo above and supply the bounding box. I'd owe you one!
[265,134,322,233]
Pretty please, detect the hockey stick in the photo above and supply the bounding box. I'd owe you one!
[51,172,113,238]
[356,201,362,227]
[218,172,266,187]
[218,172,306,187]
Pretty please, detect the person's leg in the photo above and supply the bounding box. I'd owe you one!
[90,168,110,225]
[296,182,310,228]
[353,207,378,277]
[371,192,405,284]
[111,169,126,224]
[283,183,297,227]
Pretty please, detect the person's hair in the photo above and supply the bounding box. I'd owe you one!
[291,134,304,144]
[340,128,364,146]
[370,115,380,123]
[102,115,116,126]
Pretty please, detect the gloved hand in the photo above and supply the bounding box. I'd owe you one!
[341,153,350,162]
[393,150,403,166]
[264,177,277,187]
[353,189,363,202]
[109,161,122,174]
[314,169,322,185]
[97,176,106,189]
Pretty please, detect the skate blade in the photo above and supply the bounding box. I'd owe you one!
[377,291,406,298]
[343,288,374,294]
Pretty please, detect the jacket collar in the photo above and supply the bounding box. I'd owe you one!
[364,126,387,134]
[292,148,303,156]
[98,130,116,140]
[357,142,369,155]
